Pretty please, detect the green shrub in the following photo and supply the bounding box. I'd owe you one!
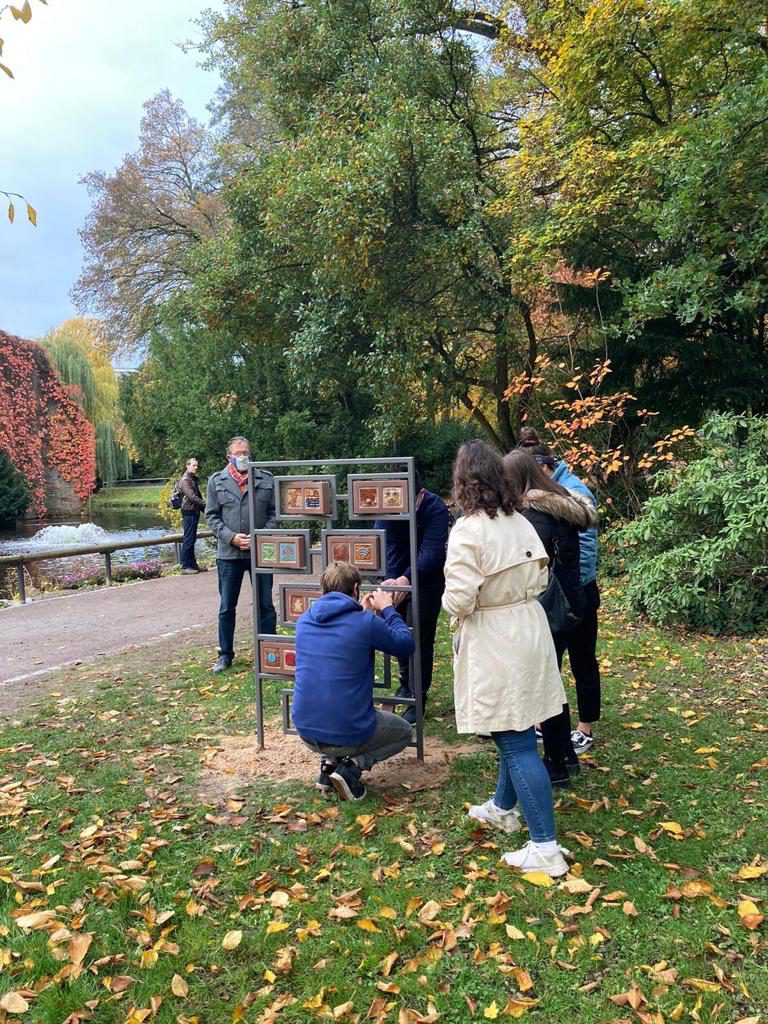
[0,448,30,526]
[611,414,768,633]
[393,418,482,498]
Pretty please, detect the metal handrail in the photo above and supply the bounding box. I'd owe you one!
[1,530,214,603]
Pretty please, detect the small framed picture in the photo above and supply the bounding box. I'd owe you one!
[349,476,410,516]
[253,530,312,573]
[258,637,297,676]
[275,476,337,519]
[331,540,352,562]
[321,529,386,576]
[279,583,322,626]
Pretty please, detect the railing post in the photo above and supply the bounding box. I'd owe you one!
[104,552,112,586]
[16,564,26,604]
[174,541,181,564]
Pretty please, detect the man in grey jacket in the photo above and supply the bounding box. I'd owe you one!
[205,436,277,673]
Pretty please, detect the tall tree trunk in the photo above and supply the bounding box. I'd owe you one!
[516,301,539,435]
[494,332,516,451]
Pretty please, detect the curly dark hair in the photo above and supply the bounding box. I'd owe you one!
[452,440,519,519]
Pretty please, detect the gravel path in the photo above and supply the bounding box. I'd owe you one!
[0,570,241,688]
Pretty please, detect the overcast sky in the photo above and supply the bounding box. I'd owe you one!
[0,0,223,353]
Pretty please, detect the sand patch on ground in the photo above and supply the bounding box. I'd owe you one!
[198,728,484,802]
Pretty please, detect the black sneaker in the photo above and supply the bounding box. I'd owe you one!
[542,757,573,789]
[315,761,336,799]
[330,759,366,801]
[400,705,417,726]
[393,685,411,700]
[212,655,232,673]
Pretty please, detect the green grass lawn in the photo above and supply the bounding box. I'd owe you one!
[1,589,766,1023]
[89,484,165,510]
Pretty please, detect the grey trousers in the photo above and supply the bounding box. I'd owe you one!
[301,710,412,771]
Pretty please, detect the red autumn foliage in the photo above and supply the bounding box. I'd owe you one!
[0,330,96,516]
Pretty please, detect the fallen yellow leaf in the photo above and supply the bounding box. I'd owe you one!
[520,872,555,888]
[738,865,768,880]
[357,919,382,933]
[483,1001,499,1019]
[659,821,683,835]
[266,922,290,935]
[502,996,540,1017]
[222,930,243,950]
[683,978,721,993]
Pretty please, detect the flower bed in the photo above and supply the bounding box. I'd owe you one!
[60,559,163,590]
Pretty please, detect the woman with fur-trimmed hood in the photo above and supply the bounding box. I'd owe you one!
[503,451,598,787]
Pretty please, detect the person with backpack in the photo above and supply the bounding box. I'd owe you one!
[443,440,570,878]
[176,458,207,575]
[503,450,597,787]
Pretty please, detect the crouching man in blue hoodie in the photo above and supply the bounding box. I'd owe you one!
[292,561,416,801]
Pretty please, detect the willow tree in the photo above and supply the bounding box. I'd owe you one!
[40,318,133,484]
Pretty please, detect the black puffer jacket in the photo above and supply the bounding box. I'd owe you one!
[519,489,598,619]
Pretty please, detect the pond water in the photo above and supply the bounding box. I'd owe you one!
[0,508,213,599]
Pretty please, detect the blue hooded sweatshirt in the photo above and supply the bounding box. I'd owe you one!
[292,591,416,746]
[552,461,598,585]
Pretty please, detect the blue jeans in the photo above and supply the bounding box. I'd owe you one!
[492,727,556,843]
[180,512,200,569]
[216,559,276,659]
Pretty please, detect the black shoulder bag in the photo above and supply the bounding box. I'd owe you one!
[537,539,582,636]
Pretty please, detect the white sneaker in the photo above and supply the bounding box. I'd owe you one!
[500,841,570,877]
[467,799,522,834]
[570,729,595,755]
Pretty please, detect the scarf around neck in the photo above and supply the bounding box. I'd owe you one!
[227,462,248,493]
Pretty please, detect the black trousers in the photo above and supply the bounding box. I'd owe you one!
[394,576,445,706]
[541,581,601,764]
[180,512,200,569]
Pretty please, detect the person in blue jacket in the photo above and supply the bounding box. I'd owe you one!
[518,428,601,759]
[376,470,450,724]
[292,560,415,801]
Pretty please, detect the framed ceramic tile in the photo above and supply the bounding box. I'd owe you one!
[275,475,337,520]
[278,583,322,626]
[348,475,410,516]
[253,530,313,573]
[321,529,386,576]
[258,637,297,676]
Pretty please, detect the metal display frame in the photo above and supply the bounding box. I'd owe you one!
[247,457,424,760]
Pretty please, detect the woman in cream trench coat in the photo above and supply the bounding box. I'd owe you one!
[442,440,570,877]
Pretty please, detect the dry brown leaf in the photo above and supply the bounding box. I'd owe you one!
[0,991,30,1013]
[15,909,58,930]
[68,931,93,967]
[379,951,398,977]
[418,900,442,923]
[171,974,189,998]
